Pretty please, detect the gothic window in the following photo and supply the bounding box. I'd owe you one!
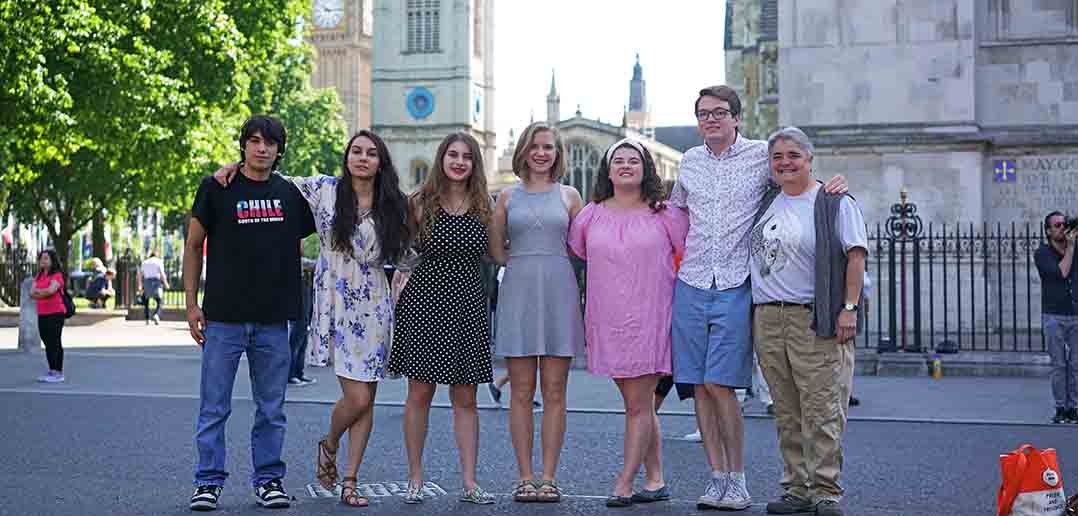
[564,143,601,202]
[473,0,483,58]
[412,160,430,188]
[995,0,1078,40]
[406,0,441,53]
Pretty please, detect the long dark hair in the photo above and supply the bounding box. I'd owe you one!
[37,249,62,279]
[332,130,411,263]
[591,141,666,212]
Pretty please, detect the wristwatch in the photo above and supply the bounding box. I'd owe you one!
[842,303,858,312]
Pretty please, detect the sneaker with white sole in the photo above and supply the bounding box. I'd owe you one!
[697,475,728,510]
[189,484,222,511]
[41,372,65,383]
[254,478,290,508]
[683,429,702,442]
[716,474,752,510]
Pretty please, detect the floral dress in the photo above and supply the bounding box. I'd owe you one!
[294,175,393,381]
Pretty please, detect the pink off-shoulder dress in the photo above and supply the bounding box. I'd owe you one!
[568,202,689,379]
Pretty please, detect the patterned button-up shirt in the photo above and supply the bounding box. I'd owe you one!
[669,134,770,290]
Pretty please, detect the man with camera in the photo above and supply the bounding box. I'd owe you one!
[1034,211,1078,424]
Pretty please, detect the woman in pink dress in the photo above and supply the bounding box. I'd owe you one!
[567,138,688,507]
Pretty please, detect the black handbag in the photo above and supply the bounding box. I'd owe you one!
[61,287,76,319]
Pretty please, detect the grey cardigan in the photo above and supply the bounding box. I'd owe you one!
[752,184,864,337]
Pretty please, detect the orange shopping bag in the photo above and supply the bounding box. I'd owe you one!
[998,444,1067,516]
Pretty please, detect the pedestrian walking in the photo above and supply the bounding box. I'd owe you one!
[748,127,866,516]
[668,86,847,512]
[387,132,496,505]
[31,249,66,383]
[287,259,315,387]
[487,121,585,503]
[1034,211,1078,424]
[568,138,689,508]
[138,252,169,324]
[184,115,315,511]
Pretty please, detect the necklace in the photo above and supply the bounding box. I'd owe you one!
[444,195,468,215]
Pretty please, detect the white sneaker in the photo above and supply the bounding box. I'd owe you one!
[696,475,728,510]
[42,374,65,383]
[153,314,161,325]
[683,429,702,442]
[716,474,752,510]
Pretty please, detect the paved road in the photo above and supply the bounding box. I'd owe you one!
[2,389,1076,516]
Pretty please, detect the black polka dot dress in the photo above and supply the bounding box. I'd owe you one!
[389,208,493,385]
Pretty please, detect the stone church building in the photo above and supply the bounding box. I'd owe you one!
[727,0,1078,226]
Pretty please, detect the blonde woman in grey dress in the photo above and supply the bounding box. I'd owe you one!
[488,121,587,503]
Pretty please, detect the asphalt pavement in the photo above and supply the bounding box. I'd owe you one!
[2,318,1077,516]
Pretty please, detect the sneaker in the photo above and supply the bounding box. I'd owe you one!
[403,483,424,504]
[1053,407,1069,424]
[298,376,317,385]
[716,474,752,510]
[36,371,55,383]
[1065,407,1078,423]
[848,396,861,407]
[153,314,161,325]
[254,478,290,508]
[461,485,496,505]
[487,383,502,405]
[189,484,222,511]
[287,377,305,386]
[766,493,814,514]
[696,475,727,510]
[766,404,775,415]
[42,373,65,383]
[683,429,702,442]
[815,499,843,516]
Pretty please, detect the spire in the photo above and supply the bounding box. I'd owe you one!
[628,54,646,112]
[546,69,560,125]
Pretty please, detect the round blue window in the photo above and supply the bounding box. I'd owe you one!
[406,87,435,119]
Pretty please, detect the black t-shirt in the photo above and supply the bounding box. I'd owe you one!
[1035,243,1078,316]
[191,173,315,323]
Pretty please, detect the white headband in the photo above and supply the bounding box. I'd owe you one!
[604,137,646,165]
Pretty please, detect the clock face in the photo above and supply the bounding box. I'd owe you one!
[406,87,435,120]
[313,0,344,29]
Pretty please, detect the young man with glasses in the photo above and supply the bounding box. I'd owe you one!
[1034,211,1078,424]
[668,86,847,512]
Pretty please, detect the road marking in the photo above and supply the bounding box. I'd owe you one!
[305,481,447,498]
[0,389,1063,427]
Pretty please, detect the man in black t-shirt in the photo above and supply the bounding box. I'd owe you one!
[183,115,315,511]
[1034,211,1078,425]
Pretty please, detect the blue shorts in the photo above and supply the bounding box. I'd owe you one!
[671,279,753,388]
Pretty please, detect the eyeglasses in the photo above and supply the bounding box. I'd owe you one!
[696,108,733,122]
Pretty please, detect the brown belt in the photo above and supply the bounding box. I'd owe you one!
[758,301,813,309]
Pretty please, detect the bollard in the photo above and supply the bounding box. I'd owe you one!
[18,277,40,353]
[930,354,943,379]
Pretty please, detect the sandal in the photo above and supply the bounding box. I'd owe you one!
[340,477,369,507]
[316,436,339,489]
[534,479,562,503]
[512,480,538,503]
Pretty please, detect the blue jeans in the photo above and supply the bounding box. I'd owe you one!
[1044,314,1078,409]
[194,321,290,487]
[288,285,313,380]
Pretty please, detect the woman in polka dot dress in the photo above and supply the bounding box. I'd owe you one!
[388,132,496,505]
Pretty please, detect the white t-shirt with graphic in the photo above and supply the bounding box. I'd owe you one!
[749,183,867,304]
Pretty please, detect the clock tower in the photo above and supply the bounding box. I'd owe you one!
[371,0,496,190]
[307,0,373,135]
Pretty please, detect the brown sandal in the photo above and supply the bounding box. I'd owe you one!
[535,480,562,503]
[512,480,538,502]
[316,436,339,489]
[340,476,369,507]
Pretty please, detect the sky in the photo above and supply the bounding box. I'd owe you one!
[493,1,726,150]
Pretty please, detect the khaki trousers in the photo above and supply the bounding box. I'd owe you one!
[753,304,855,502]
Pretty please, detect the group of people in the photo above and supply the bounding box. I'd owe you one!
[182,84,867,516]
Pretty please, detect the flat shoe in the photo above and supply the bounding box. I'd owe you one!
[605,495,633,507]
[630,485,670,503]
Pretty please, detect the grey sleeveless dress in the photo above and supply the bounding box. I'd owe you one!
[495,184,586,358]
